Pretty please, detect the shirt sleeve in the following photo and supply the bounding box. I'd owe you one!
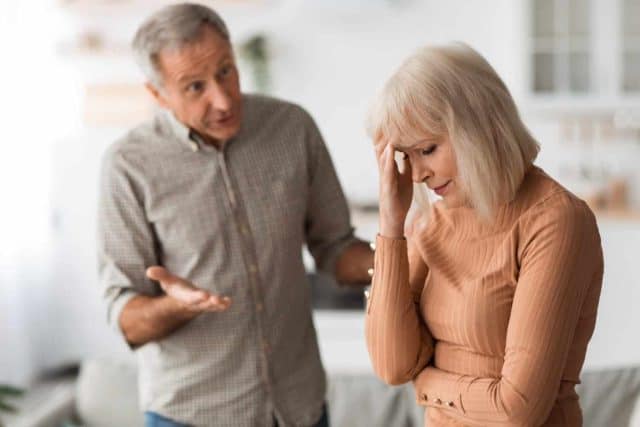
[365,227,434,385]
[301,111,357,275]
[412,197,604,426]
[97,145,160,339]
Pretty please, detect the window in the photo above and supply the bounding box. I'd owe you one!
[622,0,640,92]
[531,0,591,93]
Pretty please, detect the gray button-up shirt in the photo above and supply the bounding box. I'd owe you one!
[97,94,356,426]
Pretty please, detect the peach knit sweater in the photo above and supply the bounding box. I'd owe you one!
[365,167,604,426]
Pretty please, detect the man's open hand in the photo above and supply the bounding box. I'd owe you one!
[146,266,231,313]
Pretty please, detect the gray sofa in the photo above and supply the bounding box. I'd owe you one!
[30,358,639,427]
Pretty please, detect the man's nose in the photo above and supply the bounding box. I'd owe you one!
[206,83,232,112]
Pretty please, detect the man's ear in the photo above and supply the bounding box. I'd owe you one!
[145,82,169,109]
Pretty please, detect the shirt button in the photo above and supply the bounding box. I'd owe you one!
[240,225,249,236]
[249,264,258,274]
[367,268,374,277]
[369,241,376,251]
[256,303,263,312]
[447,401,455,408]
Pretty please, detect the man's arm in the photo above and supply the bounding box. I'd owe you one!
[98,148,230,347]
[334,240,374,286]
[120,294,198,347]
[299,109,374,285]
[120,266,231,347]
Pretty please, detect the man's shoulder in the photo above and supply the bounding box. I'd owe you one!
[243,93,314,126]
[109,113,171,152]
[102,114,171,168]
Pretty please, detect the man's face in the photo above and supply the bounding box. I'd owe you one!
[148,24,242,146]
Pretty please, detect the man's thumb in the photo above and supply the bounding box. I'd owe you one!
[146,266,172,283]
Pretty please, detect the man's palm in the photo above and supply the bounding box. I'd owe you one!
[146,266,231,312]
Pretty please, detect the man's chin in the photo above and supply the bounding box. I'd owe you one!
[203,126,240,143]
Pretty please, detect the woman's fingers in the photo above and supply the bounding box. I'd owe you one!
[374,141,386,170]
[381,143,401,187]
[398,153,412,186]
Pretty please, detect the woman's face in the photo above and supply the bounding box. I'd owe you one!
[393,134,465,208]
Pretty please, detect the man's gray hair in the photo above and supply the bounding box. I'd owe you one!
[132,3,230,87]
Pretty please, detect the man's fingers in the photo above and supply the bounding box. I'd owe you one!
[147,265,196,291]
[146,266,174,283]
[146,265,231,311]
[147,265,207,304]
[166,285,209,305]
[196,295,232,312]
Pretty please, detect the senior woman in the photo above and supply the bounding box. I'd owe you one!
[365,43,603,426]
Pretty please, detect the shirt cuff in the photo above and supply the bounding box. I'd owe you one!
[106,288,139,343]
[413,367,466,415]
[318,234,359,276]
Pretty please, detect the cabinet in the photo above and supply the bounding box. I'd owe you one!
[529,0,640,98]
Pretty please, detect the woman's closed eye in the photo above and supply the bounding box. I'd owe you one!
[420,145,437,156]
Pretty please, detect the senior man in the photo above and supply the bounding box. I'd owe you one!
[98,3,373,427]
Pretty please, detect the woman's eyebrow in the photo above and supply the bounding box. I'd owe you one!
[404,139,437,150]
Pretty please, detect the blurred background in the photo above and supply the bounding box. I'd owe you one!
[0,0,639,426]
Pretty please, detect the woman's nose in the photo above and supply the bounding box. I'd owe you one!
[411,163,431,183]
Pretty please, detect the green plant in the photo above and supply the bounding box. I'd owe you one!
[239,34,271,93]
[0,384,24,416]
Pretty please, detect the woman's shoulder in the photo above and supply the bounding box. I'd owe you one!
[516,167,598,237]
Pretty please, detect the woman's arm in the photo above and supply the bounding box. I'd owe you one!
[412,198,603,426]
[366,141,434,385]
[365,232,434,385]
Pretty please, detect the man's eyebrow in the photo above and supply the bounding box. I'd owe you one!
[177,73,201,84]
[217,54,232,65]
[176,56,233,84]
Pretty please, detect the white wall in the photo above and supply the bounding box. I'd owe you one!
[241,0,527,204]
[5,0,639,385]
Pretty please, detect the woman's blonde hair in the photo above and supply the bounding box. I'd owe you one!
[366,42,539,219]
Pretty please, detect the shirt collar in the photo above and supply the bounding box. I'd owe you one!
[164,110,201,152]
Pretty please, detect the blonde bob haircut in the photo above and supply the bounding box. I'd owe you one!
[366,42,539,219]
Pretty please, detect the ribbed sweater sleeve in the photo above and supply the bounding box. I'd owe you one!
[365,234,434,385]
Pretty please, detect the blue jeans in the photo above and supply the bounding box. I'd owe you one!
[145,412,189,427]
[146,404,329,427]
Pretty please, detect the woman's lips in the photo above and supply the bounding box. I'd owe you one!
[433,180,451,196]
